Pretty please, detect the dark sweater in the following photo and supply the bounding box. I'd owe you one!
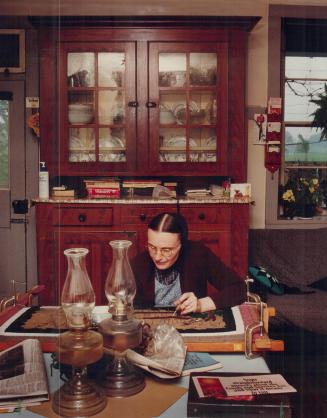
[131,240,246,309]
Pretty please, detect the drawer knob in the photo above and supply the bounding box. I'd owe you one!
[198,213,205,220]
[139,213,146,221]
[146,101,157,108]
[79,214,87,222]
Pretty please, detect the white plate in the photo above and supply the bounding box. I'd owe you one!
[100,136,124,148]
[205,136,216,147]
[164,136,197,148]
[69,136,95,150]
[161,137,197,162]
[99,136,125,162]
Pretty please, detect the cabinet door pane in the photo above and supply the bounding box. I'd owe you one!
[190,53,217,86]
[159,127,186,162]
[99,90,125,125]
[99,127,126,162]
[190,127,217,162]
[69,127,96,162]
[159,92,185,125]
[67,52,95,87]
[159,53,186,87]
[98,52,125,87]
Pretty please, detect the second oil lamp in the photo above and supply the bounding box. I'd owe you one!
[98,240,145,397]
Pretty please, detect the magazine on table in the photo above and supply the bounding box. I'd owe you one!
[125,350,222,379]
[0,338,49,411]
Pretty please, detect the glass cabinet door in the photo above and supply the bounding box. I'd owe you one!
[60,43,136,172]
[149,43,227,172]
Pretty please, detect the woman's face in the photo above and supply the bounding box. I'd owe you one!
[147,229,181,270]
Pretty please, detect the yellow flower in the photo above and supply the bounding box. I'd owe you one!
[312,179,319,185]
[309,187,315,193]
[282,189,295,202]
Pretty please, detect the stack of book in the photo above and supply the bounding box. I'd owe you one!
[51,186,75,199]
[122,179,161,196]
[84,179,121,199]
[185,188,211,198]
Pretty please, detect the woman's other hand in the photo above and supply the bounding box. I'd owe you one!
[174,294,216,315]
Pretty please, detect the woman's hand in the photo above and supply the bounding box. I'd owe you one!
[174,294,216,315]
[174,292,199,315]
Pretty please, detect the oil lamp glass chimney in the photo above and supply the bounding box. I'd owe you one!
[52,248,107,417]
[105,240,136,319]
[98,240,145,397]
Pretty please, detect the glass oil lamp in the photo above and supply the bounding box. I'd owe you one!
[98,240,145,397]
[52,248,107,417]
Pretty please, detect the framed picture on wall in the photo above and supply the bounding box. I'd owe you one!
[0,29,25,73]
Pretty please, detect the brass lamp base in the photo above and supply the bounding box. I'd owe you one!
[52,371,107,417]
[99,354,145,397]
[52,329,107,417]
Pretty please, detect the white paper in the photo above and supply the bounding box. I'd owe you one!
[219,374,297,396]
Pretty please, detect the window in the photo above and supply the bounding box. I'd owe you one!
[0,29,25,73]
[280,18,327,220]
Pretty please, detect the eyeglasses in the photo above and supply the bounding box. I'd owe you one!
[146,243,181,258]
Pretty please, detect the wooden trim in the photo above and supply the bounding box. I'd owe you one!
[270,4,327,19]
[266,4,327,228]
[29,16,261,32]
[0,336,284,354]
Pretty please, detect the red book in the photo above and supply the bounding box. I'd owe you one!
[87,187,120,198]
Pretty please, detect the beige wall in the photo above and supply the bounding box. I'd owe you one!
[3,0,326,16]
[2,0,324,228]
[247,12,268,228]
[0,0,266,16]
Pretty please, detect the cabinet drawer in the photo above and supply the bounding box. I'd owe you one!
[180,206,231,224]
[120,206,175,224]
[53,207,113,226]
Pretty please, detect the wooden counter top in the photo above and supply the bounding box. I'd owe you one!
[33,197,252,205]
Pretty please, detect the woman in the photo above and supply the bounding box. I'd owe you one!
[131,212,246,314]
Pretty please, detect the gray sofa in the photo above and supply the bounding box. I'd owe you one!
[249,228,327,335]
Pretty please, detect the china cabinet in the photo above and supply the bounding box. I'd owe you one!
[34,17,259,305]
[38,16,259,179]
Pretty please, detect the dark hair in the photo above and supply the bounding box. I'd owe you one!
[148,212,188,246]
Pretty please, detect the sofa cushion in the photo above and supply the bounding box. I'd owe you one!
[249,228,327,288]
[267,288,327,335]
[309,276,327,291]
[248,265,284,295]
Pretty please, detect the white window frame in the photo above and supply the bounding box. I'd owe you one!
[266,5,327,228]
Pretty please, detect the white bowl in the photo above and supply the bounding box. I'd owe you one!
[68,103,93,112]
[68,110,94,124]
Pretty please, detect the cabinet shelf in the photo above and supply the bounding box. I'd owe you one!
[160,146,216,152]
[70,147,125,152]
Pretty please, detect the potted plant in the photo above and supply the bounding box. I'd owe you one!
[280,174,323,219]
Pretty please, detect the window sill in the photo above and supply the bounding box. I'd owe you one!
[266,215,327,229]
